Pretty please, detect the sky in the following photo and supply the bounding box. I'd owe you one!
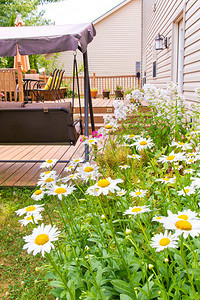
[40,0,124,25]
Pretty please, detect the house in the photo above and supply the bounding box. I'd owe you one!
[54,0,141,77]
[141,0,200,102]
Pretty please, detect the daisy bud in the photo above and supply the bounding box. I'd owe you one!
[21,281,25,286]
[75,257,79,262]
[158,291,161,295]
[85,245,90,251]
[34,280,38,284]
[101,214,106,219]
[148,264,154,270]
[35,267,39,272]
[164,258,169,263]
[125,229,132,235]
[5,292,9,296]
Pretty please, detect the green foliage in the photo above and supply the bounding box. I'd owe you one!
[37,53,63,75]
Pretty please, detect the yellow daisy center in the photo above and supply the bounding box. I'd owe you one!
[70,175,75,178]
[46,159,53,164]
[45,178,54,182]
[68,166,73,169]
[34,190,42,195]
[132,207,142,213]
[167,155,175,161]
[189,153,194,156]
[156,217,162,220]
[135,191,142,196]
[178,142,184,145]
[74,159,80,163]
[163,178,169,181]
[55,187,67,194]
[97,179,110,188]
[105,125,112,129]
[26,216,35,221]
[189,159,194,162]
[119,192,123,195]
[140,141,147,146]
[178,214,188,220]
[35,234,49,246]
[159,238,170,246]
[129,134,135,138]
[25,206,36,212]
[184,189,190,193]
[45,171,51,174]
[89,140,95,143]
[175,220,192,231]
[84,167,94,172]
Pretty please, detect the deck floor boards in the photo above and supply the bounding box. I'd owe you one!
[0,98,117,188]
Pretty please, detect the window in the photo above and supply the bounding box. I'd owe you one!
[153,61,156,78]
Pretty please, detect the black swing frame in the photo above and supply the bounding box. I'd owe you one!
[0,43,95,164]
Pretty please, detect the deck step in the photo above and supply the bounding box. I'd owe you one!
[73,106,114,114]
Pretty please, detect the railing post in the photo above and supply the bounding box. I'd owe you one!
[17,61,24,102]
[93,72,96,88]
[42,70,46,83]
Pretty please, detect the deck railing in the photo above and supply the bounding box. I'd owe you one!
[60,73,140,96]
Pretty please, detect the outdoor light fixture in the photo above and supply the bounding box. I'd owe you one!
[155,33,168,50]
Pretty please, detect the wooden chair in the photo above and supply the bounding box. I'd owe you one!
[54,69,65,100]
[0,69,18,101]
[33,69,59,102]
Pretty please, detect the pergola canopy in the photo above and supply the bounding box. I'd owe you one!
[0,23,96,57]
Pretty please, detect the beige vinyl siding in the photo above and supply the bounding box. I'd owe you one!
[142,0,200,102]
[55,0,141,77]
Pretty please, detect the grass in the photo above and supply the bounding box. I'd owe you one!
[0,188,54,300]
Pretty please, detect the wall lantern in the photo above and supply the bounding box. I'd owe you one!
[155,33,168,50]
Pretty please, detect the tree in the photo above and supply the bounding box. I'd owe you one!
[0,0,63,27]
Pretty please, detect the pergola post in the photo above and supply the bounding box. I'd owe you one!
[83,50,95,161]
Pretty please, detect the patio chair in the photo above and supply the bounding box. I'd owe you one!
[54,69,65,100]
[0,69,18,101]
[33,69,59,102]
[24,73,40,102]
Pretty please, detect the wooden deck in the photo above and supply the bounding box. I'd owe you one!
[0,98,119,188]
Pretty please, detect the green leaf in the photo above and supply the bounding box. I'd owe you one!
[111,280,136,299]
[120,294,133,300]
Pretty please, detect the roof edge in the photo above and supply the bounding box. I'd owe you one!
[93,0,133,25]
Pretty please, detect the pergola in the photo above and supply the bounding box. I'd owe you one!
[0,23,96,159]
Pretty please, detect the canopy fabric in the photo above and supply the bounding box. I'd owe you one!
[0,23,96,57]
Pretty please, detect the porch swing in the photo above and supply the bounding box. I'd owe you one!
[0,23,96,162]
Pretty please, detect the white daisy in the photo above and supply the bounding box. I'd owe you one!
[184,169,195,174]
[86,177,123,196]
[170,141,192,150]
[185,157,199,164]
[155,177,176,184]
[39,170,57,179]
[15,204,45,216]
[133,137,154,151]
[84,137,98,146]
[19,213,43,227]
[152,215,166,223]
[64,164,75,172]
[190,130,200,136]
[124,134,139,140]
[175,209,199,221]
[124,205,150,215]
[85,187,99,196]
[40,159,58,169]
[177,186,196,196]
[116,189,127,197]
[76,162,99,181]
[163,216,200,239]
[158,151,185,163]
[62,173,80,182]
[150,231,179,252]
[127,154,141,160]
[130,189,147,198]
[119,164,131,170]
[31,189,45,201]
[71,157,84,166]
[23,224,60,257]
[46,184,76,200]
[37,174,59,187]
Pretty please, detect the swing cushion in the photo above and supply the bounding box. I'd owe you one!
[0,101,81,145]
